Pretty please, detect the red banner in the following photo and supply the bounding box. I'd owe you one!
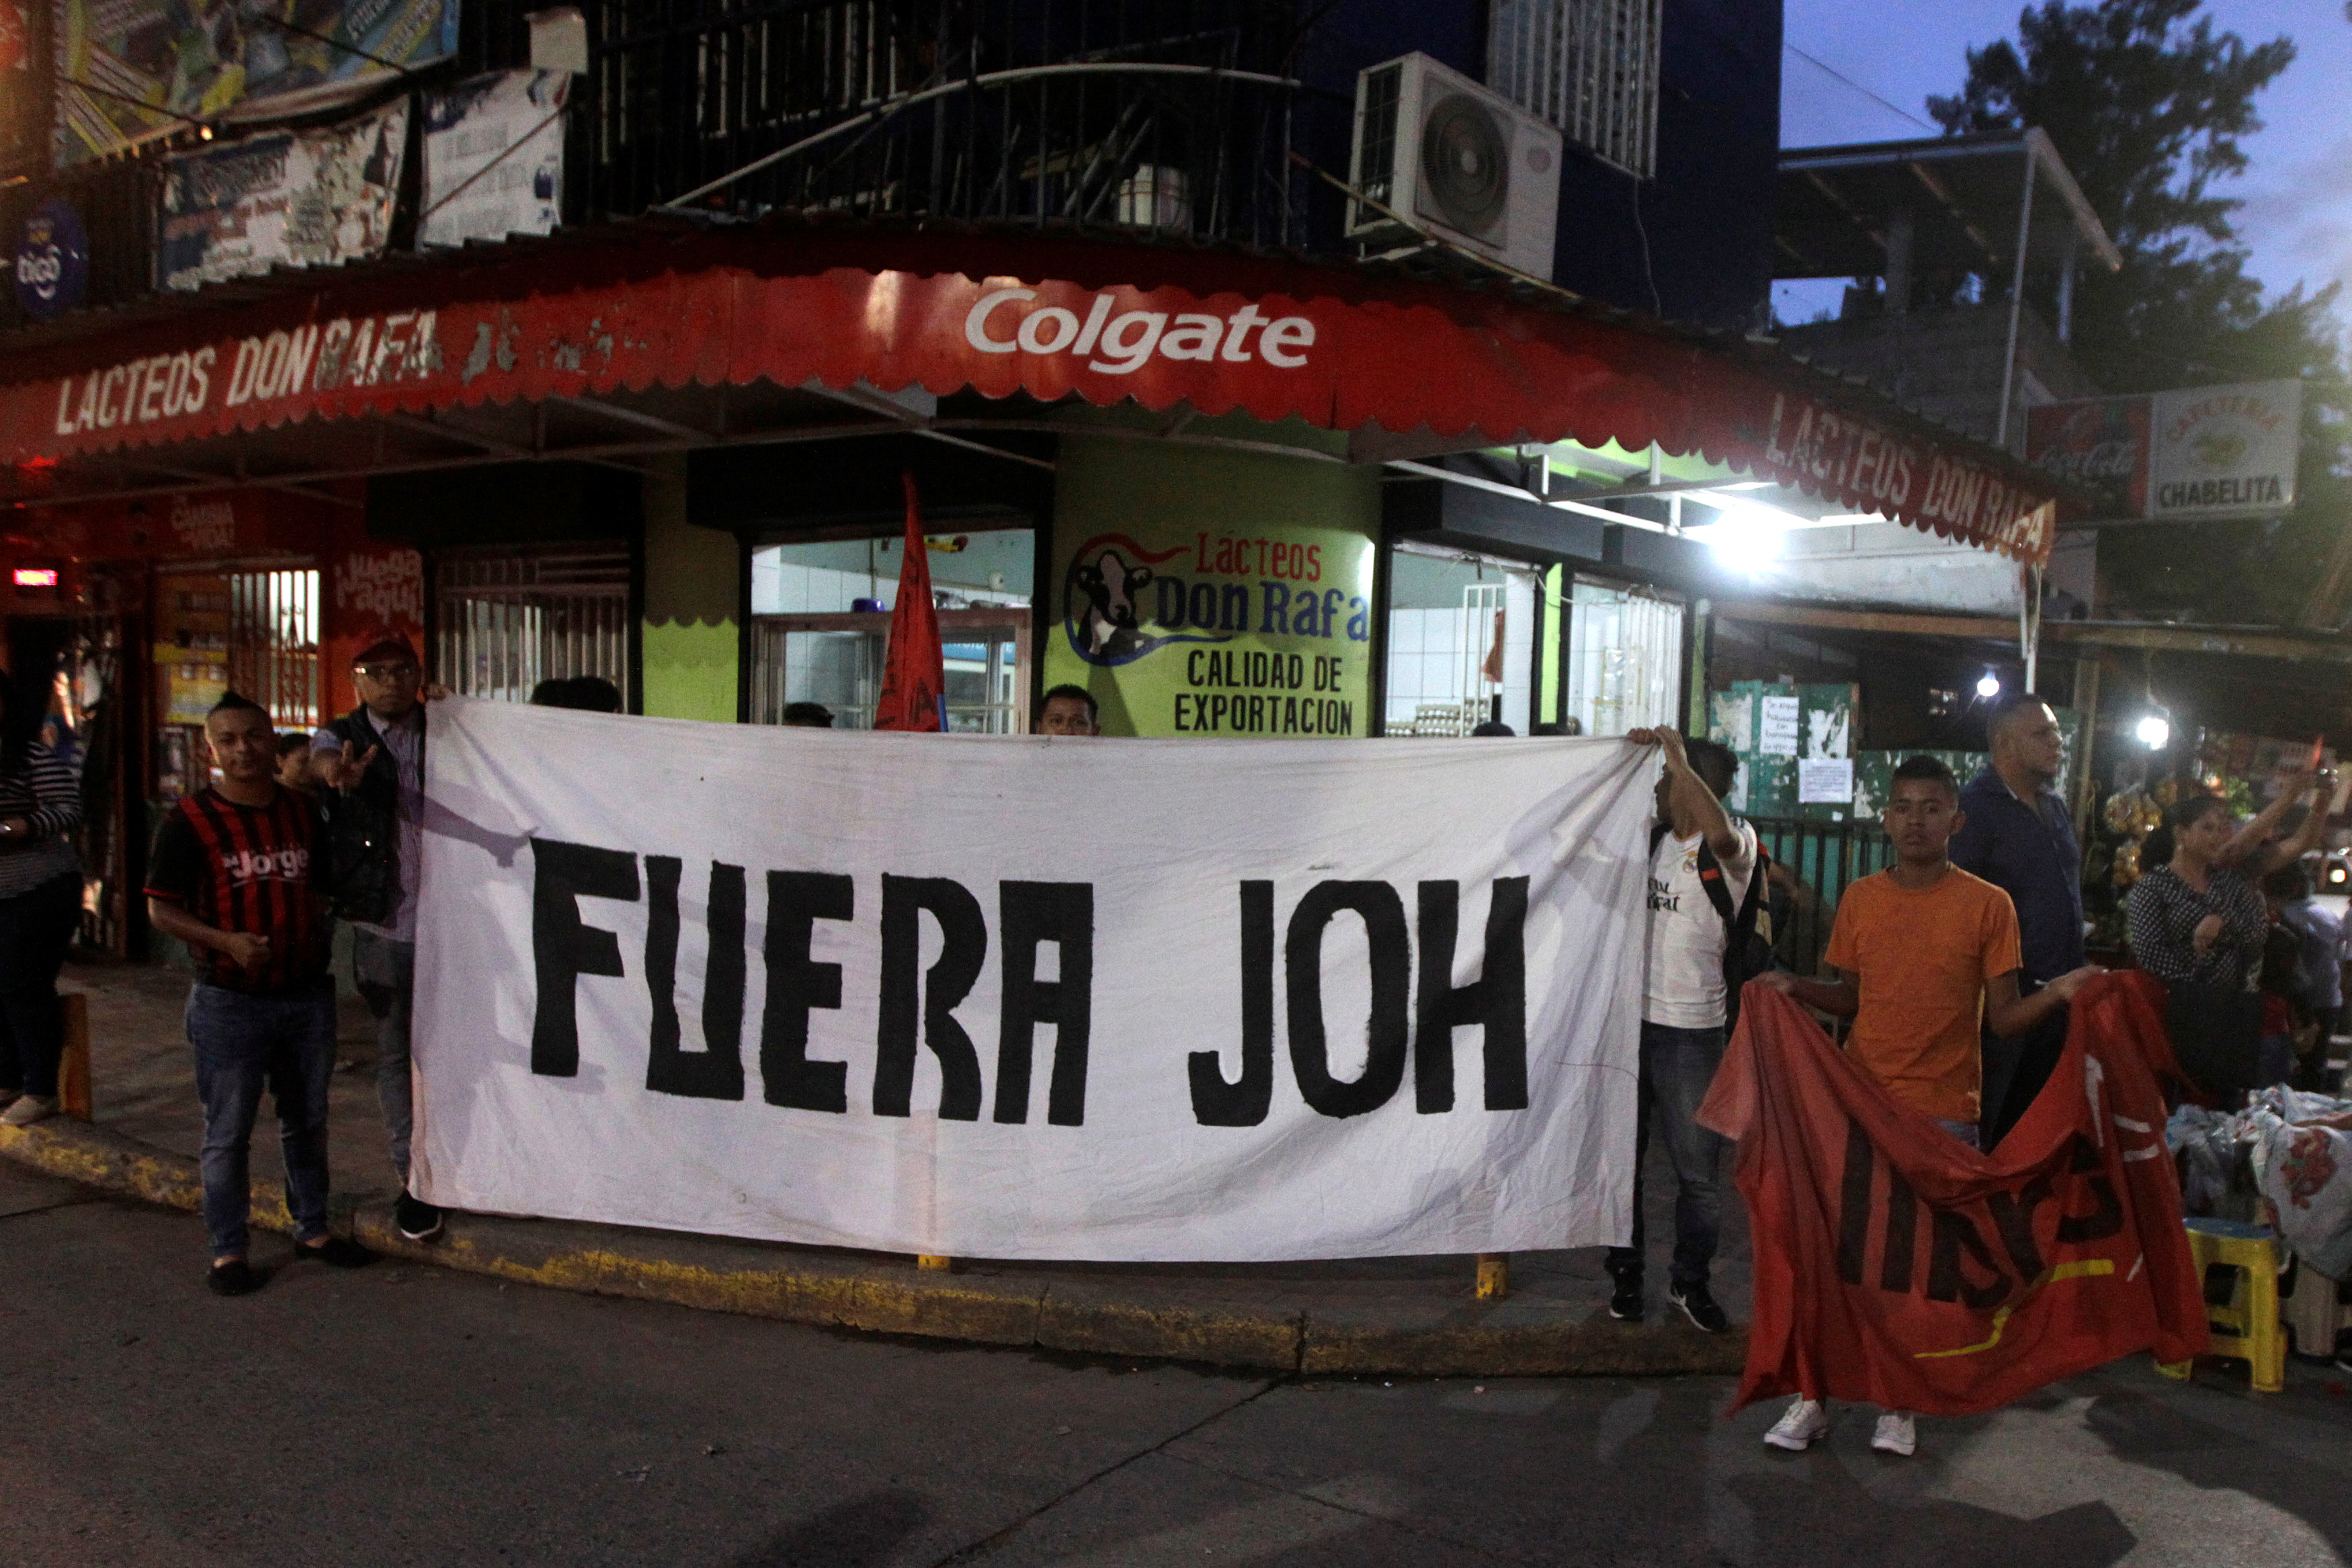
[872,473,944,732]
[1700,973,2206,1416]
[0,229,2060,562]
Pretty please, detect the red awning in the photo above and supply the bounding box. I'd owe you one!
[0,221,2061,562]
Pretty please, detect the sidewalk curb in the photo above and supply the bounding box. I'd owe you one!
[0,1117,1749,1378]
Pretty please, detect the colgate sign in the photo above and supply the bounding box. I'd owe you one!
[963,288,1316,375]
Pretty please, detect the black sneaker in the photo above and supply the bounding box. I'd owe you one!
[1669,1281,1730,1333]
[394,1192,445,1243]
[1607,1276,1644,1322]
[206,1258,263,1297]
[301,1236,376,1268]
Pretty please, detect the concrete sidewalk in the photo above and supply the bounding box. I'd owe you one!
[7,959,1753,1376]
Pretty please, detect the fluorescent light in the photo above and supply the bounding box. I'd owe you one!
[2136,715,2171,750]
[1689,513,1783,574]
[1976,672,2001,699]
[11,568,56,587]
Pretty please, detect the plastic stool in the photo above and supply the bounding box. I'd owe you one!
[2154,1218,2286,1393]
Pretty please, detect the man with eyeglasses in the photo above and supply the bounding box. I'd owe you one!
[311,638,444,1243]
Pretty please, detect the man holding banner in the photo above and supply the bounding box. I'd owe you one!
[1606,728,1756,1334]
[1751,755,2105,1456]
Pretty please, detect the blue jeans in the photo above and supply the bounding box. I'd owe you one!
[352,930,415,1184]
[1607,1022,1728,1291]
[188,981,337,1260]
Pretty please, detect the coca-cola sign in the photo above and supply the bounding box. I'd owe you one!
[2025,396,2148,519]
[2027,380,2301,523]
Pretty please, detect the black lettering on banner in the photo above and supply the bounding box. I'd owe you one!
[995,881,1095,1126]
[874,875,988,1119]
[1835,1115,1874,1287]
[528,838,639,1077]
[1191,881,1275,1125]
[759,871,855,1113]
[1927,1209,2013,1309]
[1285,880,1410,1118]
[643,856,748,1100]
[2054,1133,2123,1244]
[1986,1174,2054,1280]
[1412,878,1530,1112]
[1879,1164,1919,1293]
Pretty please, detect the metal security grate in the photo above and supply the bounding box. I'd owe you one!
[1561,579,1682,737]
[1486,0,1661,179]
[226,569,322,731]
[437,550,632,706]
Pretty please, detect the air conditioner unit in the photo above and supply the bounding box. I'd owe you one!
[1347,53,1561,280]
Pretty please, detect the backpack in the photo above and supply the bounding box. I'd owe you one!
[1650,822,1777,1029]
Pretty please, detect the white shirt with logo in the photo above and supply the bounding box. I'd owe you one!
[1643,820,1759,1030]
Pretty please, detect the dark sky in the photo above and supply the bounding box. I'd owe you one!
[1776,0,2349,327]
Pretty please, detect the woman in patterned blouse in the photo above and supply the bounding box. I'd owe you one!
[2127,777,2333,990]
[0,676,83,1127]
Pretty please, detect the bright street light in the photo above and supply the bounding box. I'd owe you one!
[2135,715,2171,750]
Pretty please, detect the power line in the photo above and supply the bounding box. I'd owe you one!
[1785,44,1936,134]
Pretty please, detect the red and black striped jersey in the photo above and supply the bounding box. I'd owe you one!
[144,787,333,994]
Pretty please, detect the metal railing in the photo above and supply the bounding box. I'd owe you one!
[0,0,1345,333]
[435,550,633,707]
[1748,813,1894,977]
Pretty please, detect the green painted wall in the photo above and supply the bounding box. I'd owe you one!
[1044,416,1381,738]
[639,453,740,722]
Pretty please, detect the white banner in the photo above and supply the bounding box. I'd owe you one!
[412,699,1650,1261]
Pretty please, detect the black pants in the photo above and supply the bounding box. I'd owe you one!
[1981,1007,2068,1152]
[0,872,79,1098]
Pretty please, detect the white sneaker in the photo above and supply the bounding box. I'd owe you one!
[1871,1411,1917,1456]
[0,1094,56,1127]
[1764,1397,1829,1450]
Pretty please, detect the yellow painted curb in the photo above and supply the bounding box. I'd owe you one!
[1,1118,1745,1378]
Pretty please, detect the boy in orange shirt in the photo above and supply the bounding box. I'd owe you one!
[1756,754,2100,1456]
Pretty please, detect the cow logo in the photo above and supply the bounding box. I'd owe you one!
[1061,533,1230,668]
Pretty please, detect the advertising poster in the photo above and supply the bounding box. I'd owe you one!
[157,99,409,292]
[1046,519,1376,738]
[56,0,456,165]
[1043,435,1378,738]
[421,69,569,249]
[2023,394,2150,520]
[2026,380,2300,523]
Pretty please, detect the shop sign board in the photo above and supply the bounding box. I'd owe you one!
[157,101,409,293]
[421,70,569,249]
[0,257,2066,564]
[2026,380,2301,523]
[325,546,425,715]
[14,200,87,320]
[56,0,456,166]
[1046,522,1376,738]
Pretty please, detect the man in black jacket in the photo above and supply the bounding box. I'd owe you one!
[311,638,443,1242]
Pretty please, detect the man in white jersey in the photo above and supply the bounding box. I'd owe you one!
[1606,728,1759,1332]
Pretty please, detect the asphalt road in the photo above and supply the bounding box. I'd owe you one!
[5,1161,2350,1568]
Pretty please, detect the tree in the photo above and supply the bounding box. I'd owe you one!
[1931,0,2349,625]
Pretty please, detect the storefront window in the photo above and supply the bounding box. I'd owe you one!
[1561,579,1683,737]
[1382,545,1540,735]
[749,529,1032,732]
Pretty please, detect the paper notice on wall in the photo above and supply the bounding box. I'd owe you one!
[1759,695,1800,756]
[1797,758,1853,805]
[421,71,569,249]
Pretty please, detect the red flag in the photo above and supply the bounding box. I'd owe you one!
[872,472,946,732]
[1699,971,2207,1416]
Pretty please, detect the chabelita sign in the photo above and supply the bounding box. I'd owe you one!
[0,227,2065,564]
[2026,378,2302,523]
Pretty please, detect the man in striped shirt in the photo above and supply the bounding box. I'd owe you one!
[146,693,372,1295]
